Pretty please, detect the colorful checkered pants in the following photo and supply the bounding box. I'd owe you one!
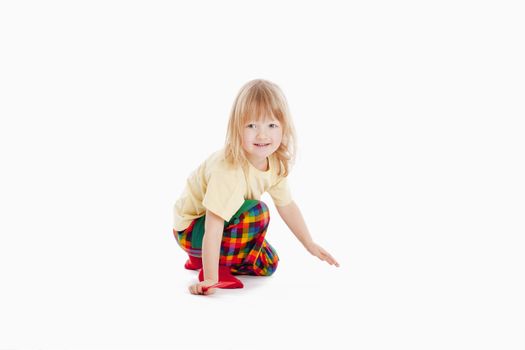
[173,200,279,276]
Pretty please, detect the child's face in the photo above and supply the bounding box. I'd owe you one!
[242,116,283,165]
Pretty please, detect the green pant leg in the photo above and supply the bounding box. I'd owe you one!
[190,199,261,250]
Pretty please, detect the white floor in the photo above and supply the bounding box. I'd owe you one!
[1,200,523,350]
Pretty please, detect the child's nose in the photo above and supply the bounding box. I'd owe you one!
[257,129,268,138]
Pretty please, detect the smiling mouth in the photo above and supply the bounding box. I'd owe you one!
[254,143,271,147]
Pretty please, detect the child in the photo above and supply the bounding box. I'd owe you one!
[172,79,339,295]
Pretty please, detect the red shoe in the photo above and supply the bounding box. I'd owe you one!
[184,255,202,270]
[198,266,244,289]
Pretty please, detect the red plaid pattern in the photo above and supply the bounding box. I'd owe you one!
[173,200,279,276]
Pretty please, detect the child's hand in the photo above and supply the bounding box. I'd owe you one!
[305,241,340,267]
[188,279,219,296]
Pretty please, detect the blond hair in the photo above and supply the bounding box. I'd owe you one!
[224,79,297,177]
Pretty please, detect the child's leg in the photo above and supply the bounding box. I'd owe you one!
[173,219,203,270]
[174,217,244,288]
[221,200,279,276]
[231,239,279,276]
[173,199,279,277]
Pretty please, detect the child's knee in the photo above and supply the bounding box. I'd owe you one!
[265,259,278,276]
[252,200,270,226]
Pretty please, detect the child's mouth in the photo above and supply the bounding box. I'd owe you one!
[254,143,270,148]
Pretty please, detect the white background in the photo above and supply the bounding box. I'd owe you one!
[1,1,524,349]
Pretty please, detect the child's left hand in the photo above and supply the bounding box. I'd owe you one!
[305,241,340,267]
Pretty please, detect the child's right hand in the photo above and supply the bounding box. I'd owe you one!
[188,279,219,295]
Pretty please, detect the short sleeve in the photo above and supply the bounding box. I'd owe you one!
[268,176,293,207]
[202,169,245,222]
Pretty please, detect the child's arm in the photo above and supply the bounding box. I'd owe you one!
[276,201,340,267]
[276,201,314,247]
[188,209,224,295]
[201,209,225,282]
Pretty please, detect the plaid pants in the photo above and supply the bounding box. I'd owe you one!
[173,200,279,276]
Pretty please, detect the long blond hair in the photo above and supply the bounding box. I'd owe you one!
[224,79,297,177]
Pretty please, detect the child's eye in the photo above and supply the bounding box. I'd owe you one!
[246,123,278,129]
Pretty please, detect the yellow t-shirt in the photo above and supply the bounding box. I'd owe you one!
[173,148,293,231]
